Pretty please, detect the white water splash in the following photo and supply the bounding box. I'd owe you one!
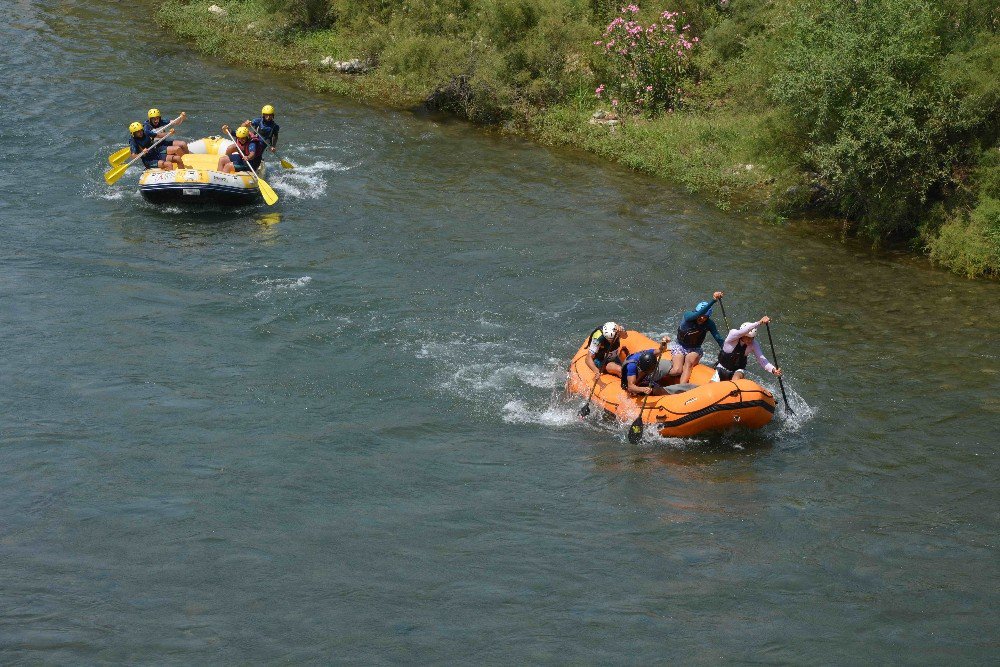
[270,160,348,199]
[253,276,312,299]
[772,383,817,435]
[502,399,579,426]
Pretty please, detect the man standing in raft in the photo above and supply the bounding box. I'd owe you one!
[668,291,726,384]
[144,108,189,156]
[714,317,783,382]
[621,337,671,396]
[128,121,182,170]
[218,125,264,174]
[243,104,280,154]
[584,321,625,377]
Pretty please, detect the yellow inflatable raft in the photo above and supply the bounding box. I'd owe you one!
[138,136,266,205]
[567,330,776,438]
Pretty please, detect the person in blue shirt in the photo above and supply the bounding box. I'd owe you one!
[243,104,279,153]
[620,337,671,396]
[127,121,182,170]
[143,108,189,156]
[218,125,264,173]
[667,291,726,384]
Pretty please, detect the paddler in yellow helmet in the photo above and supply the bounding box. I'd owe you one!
[242,104,280,153]
[128,121,182,170]
[143,108,189,156]
[218,124,264,174]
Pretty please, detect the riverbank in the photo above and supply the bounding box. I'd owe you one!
[158,0,999,278]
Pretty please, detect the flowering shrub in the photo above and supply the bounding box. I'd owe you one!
[593,5,697,115]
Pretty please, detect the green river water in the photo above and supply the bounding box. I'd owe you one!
[2,1,998,662]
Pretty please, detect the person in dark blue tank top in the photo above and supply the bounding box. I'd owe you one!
[244,104,280,153]
[666,291,726,384]
[127,121,182,170]
[143,108,189,156]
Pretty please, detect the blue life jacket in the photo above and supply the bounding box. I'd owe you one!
[677,318,710,348]
[251,117,279,145]
[620,350,655,389]
[128,131,155,154]
[143,118,169,136]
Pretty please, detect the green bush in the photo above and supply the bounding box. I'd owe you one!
[930,196,1000,277]
[769,0,981,242]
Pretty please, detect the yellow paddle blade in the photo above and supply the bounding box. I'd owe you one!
[103,163,128,186]
[257,177,279,206]
[108,147,130,166]
[279,157,294,169]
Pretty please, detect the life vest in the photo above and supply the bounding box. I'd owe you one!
[129,132,155,154]
[620,351,653,390]
[677,317,709,348]
[252,118,279,144]
[144,118,166,136]
[230,140,250,163]
[588,327,620,364]
[716,341,748,372]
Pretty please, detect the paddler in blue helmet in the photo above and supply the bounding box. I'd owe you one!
[667,291,726,384]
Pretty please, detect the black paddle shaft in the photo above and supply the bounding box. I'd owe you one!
[765,322,794,414]
[717,297,731,330]
[627,349,664,443]
[579,369,602,417]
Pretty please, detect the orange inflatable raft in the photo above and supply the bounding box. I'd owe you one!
[566,330,776,438]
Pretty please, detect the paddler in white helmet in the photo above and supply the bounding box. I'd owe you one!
[712,316,783,382]
[584,321,625,377]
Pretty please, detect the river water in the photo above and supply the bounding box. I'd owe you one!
[2,1,998,662]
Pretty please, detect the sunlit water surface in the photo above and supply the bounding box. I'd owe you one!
[1,1,997,662]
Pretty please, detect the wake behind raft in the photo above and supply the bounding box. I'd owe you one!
[567,330,776,438]
[138,137,265,205]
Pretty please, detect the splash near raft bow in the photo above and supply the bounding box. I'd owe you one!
[138,136,265,205]
[567,330,776,438]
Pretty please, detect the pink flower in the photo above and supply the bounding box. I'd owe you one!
[646,85,653,91]
[612,99,619,106]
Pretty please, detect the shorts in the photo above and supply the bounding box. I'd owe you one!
[712,366,739,382]
[668,341,703,357]
[595,354,619,368]
[141,148,167,168]
[629,360,672,388]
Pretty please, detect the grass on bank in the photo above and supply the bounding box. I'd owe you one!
[158,0,1000,278]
